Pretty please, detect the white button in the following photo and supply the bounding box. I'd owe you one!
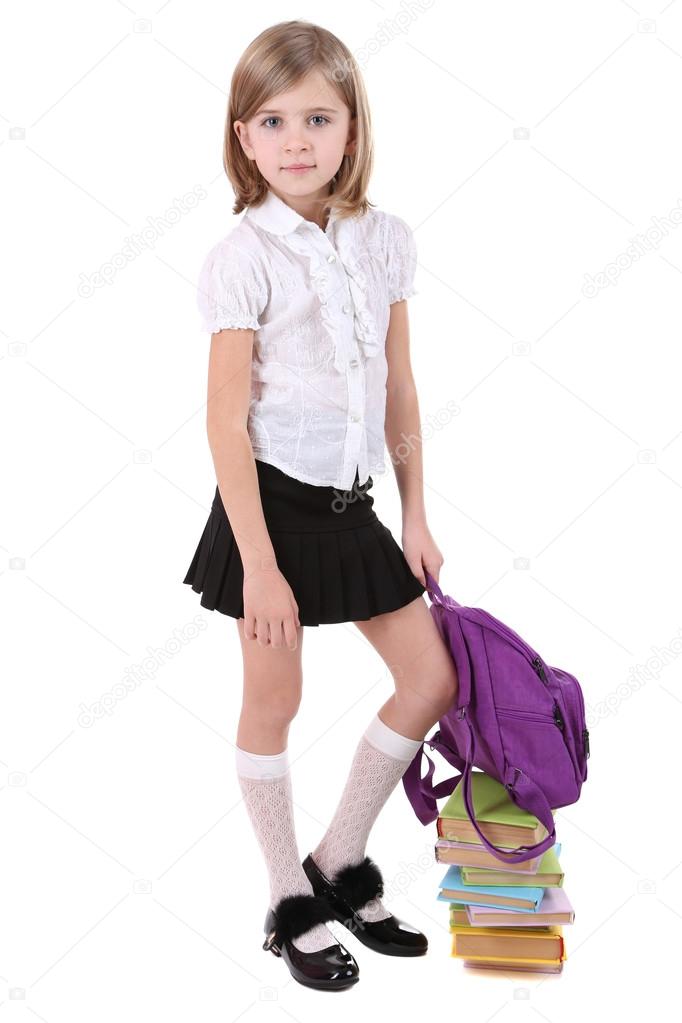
[319,296,327,305]
[327,253,336,263]
[342,304,351,314]
[350,413,360,422]
[349,359,359,368]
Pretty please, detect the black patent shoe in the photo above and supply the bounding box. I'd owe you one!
[262,892,359,991]
[302,853,428,957]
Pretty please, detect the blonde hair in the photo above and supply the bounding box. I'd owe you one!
[223,20,375,221]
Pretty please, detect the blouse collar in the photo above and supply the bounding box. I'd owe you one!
[245,188,340,237]
[244,189,380,374]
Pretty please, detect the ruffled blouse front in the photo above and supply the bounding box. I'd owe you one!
[196,189,418,490]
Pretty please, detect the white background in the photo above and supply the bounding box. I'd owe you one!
[1,0,678,1017]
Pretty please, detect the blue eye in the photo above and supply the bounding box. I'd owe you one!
[259,115,330,128]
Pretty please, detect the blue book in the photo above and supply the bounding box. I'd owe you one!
[437,864,545,912]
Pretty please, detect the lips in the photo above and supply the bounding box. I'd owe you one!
[283,164,314,169]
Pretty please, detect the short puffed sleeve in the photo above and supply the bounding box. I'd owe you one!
[385,214,418,304]
[196,240,268,333]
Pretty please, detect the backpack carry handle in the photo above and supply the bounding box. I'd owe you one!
[424,569,461,609]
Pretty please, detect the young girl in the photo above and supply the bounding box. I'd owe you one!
[183,20,459,991]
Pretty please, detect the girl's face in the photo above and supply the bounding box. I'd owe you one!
[234,69,357,206]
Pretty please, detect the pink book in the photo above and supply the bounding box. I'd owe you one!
[464,959,564,974]
[436,839,545,874]
[466,886,574,927]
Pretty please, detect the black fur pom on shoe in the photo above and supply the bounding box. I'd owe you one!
[269,892,335,943]
[331,855,384,909]
[302,852,428,957]
[262,892,360,990]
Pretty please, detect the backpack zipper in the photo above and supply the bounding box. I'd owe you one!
[496,702,564,729]
[465,609,548,682]
[551,667,589,772]
[532,656,549,685]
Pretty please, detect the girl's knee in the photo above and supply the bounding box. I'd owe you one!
[433,667,459,717]
[398,663,459,720]
[244,678,302,728]
[271,690,302,727]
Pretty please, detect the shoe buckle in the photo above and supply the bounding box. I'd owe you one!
[262,929,279,952]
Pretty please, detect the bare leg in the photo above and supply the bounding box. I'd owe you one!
[355,595,459,739]
[309,596,459,922]
[235,616,304,753]
[233,618,338,953]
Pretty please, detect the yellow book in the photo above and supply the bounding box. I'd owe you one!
[454,942,567,966]
[450,923,564,960]
[456,947,568,964]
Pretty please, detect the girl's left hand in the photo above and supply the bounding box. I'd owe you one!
[401,519,444,587]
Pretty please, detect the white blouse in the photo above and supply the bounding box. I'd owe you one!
[196,187,418,490]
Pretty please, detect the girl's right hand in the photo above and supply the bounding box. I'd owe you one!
[242,563,301,649]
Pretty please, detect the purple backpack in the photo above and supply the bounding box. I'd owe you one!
[402,570,590,863]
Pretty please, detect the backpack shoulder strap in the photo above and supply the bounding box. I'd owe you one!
[402,733,465,826]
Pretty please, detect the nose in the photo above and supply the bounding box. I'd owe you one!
[284,124,311,153]
[284,139,310,155]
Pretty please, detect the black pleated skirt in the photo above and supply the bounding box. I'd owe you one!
[182,458,426,627]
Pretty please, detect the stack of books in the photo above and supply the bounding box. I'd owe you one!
[435,771,573,974]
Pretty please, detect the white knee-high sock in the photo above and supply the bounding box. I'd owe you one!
[310,713,423,923]
[236,745,338,953]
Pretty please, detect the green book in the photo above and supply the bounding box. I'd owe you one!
[438,771,550,846]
